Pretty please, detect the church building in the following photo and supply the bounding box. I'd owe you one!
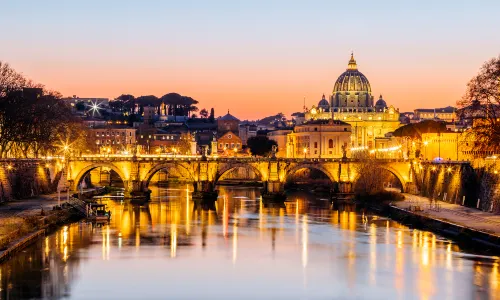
[304,54,400,148]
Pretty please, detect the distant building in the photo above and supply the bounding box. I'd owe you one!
[414,106,456,122]
[217,111,240,135]
[62,96,109,109]
[217,131,242,155]
[303,54,400,148]
[267,129,293,158]
[286,120,351,158]
[239,123,258,146]
[88,125,137,154]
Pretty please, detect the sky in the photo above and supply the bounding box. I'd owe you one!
[1,0,499,120]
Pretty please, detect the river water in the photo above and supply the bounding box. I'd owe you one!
[0,185,499,300]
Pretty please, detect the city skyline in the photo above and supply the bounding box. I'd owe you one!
[1,0,500,119]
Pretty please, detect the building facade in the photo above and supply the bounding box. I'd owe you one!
[414,106,456,122]
[304,54,400,149]
[286,120,351,158]
[267,129,293,158]
[88,126,137,154]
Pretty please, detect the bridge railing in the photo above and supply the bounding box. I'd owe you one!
[67,155,411,163]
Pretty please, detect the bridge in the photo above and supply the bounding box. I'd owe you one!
[65,156,420,197]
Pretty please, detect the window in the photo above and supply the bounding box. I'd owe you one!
[314,128,317,131]
[236,143,240,148]
[225,143,229,148]
[344,128,347,131]
[219,143,223,149]
[231,143,234,148]
[314,142,318,148]
[228,134,232,139]
[328,139,333,148]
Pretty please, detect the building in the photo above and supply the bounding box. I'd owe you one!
[239,123,258,145]
[304,54,400,148]
[217,131,242,155]
[217,111,242,155]
[63,96,109,109]
[286,120,351,158]
[414,106,456,122]
[88,125,137,154]
[267,129,293,158]
[217,111,240,135]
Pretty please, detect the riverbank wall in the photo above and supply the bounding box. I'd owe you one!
[0,206,83,263]
[0,160,62,203]
[418,163,499,214]
[386,204,500,252]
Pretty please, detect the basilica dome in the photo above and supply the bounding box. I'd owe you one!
[375,95,387,107]
[330,53,374,108]
[332,53,371,94]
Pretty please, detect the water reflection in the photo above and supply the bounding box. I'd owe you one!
[0,185,499,299]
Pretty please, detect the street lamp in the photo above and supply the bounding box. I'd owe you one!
[303,147,308,158]
[233,147,238,157]
[423,141,428,160]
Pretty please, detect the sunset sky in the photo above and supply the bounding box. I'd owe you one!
[1,0,499,120]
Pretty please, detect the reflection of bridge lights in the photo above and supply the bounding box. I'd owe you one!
[447,167,452,173]
[432,166,436,171]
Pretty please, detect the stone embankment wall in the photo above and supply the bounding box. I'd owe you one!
[419,163,499,214]
[0,160,62,202]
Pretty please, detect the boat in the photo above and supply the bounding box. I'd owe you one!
[88,203,111,222]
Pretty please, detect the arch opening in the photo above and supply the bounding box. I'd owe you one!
[216,164,263,186]
[73,164,126,191]
[285,166,335,195]
[354,166,404,194]
[142,163,195,189]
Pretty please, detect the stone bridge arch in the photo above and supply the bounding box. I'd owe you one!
[215,162,265,184]
[351,163,408,192]
[71,162,128,191]
[141,162,196,189]
[284,163,337,184]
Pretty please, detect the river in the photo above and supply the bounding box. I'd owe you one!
[0,185,499,299]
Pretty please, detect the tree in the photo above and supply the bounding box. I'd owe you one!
[116,94,135,101]
[247,136,277,157]
[0,61,82,158]
[458,56,500,153]
[393,120,447,139]
[75,101,85,111]
[200,108,209,118]
[209,108,215,122]
[175,133,193,154]
[160,93,199,118]
[354,153,392,196]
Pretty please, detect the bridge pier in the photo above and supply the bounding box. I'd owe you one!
[192,180,218,203]
[261,181,286,202]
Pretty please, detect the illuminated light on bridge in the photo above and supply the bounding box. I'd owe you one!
[369,145,402,154]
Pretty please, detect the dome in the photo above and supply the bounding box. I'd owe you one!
[375,95,387,107]
[332,53,371,93]
[318,94,330,109]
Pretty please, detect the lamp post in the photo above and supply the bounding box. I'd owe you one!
[62,144,71,203]
[423,141,428,160]
[303,147,308,159]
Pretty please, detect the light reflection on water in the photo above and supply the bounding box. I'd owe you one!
[0,185,499,300]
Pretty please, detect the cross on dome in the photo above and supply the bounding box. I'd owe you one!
[347,52,357,70]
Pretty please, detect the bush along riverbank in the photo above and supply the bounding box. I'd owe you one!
[355,192,500,253]
[0,204,84,263]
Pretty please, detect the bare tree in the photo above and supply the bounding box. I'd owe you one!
[353,154,393,195]
[458,56,500,154]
